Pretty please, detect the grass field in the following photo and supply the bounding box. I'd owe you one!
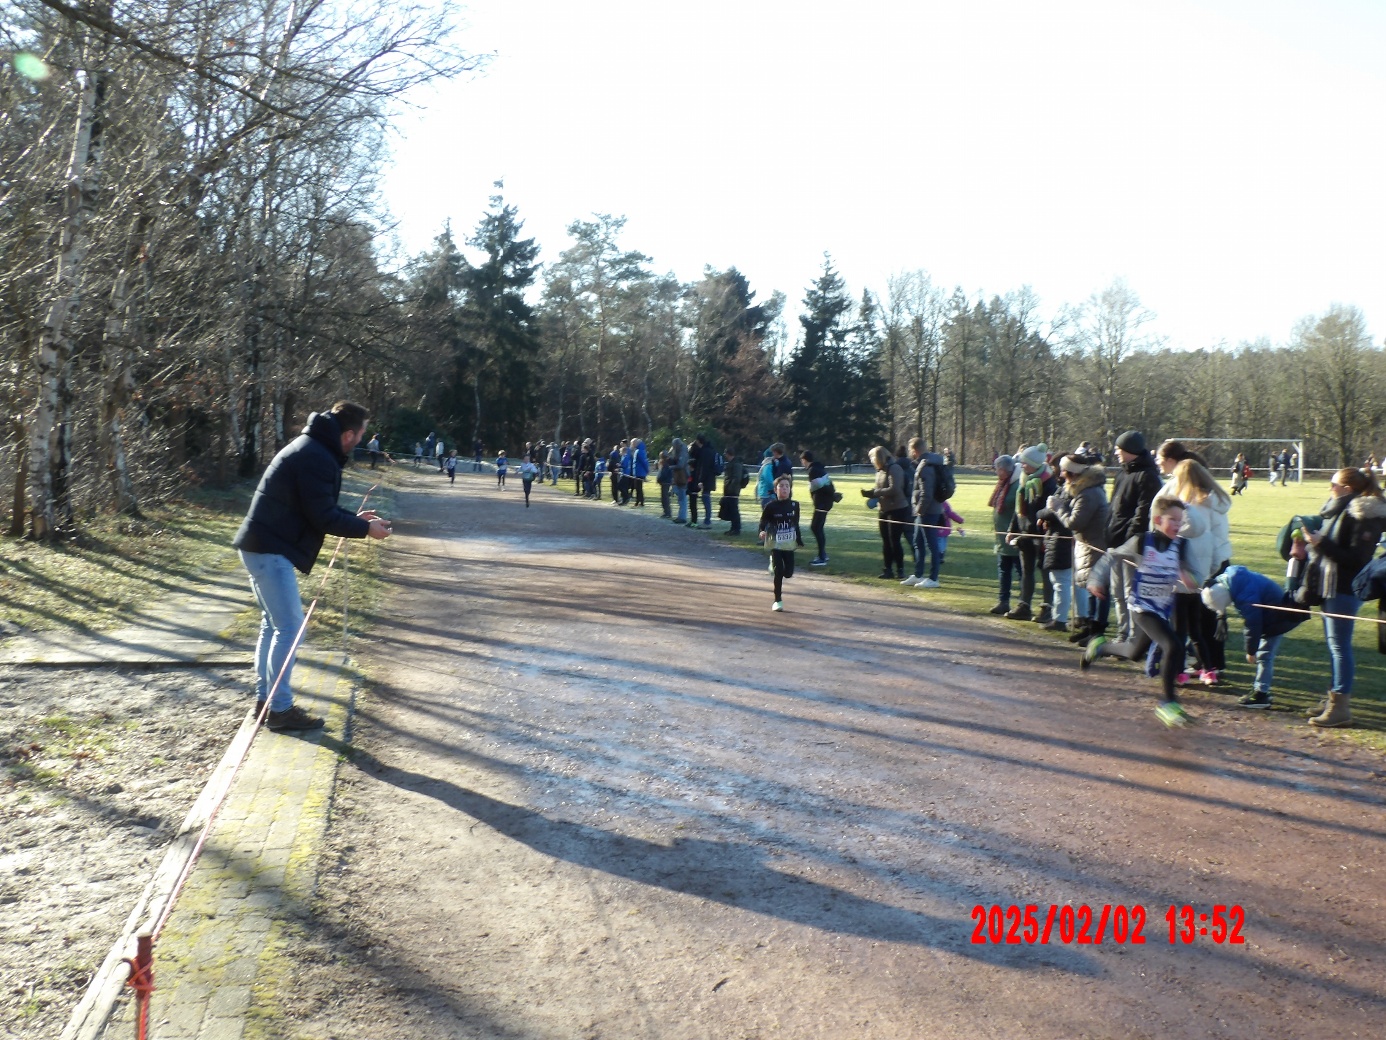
[720,469,1385,741]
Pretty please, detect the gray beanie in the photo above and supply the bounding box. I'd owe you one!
[995,454,1016,473]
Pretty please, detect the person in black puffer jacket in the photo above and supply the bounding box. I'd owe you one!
[1005,444,1058,622]
[1035,456,1078,632]
[1105,430,1163,641]
[233,402,392,731]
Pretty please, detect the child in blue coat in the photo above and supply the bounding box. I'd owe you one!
[1201,566,1311,708]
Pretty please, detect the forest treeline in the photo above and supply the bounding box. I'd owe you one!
[3,3,1384,541]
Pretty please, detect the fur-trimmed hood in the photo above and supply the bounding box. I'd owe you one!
[1348,494,1386,521]
[1067,465,1106,494]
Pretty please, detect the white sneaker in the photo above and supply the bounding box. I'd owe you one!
[772,601,784,612]
[900,575,921,585]
[916,578,941,588]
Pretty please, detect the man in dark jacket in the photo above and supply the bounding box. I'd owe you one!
[691,433,718,529]
[904,437,947,588]
[1105,429,1164,641]
[233,402,392,730]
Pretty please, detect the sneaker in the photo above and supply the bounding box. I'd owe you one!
[700,522,712,529]
[1199,670,1222,686]
[772,601,784,612]
[1041,618,1068,631]
[809,556,828,566]
[916,578,941,589]
[1155,701,1192,728]
[1237,690,1272,709]
[900,575,921,585]
[878,571,894,580]
[1175,672,1192,686]
[1005,603,1033,621]
[267,705,325,732]
[1080,635,1106,671]
[988,603,1009,615]
[1067,624,1092,643]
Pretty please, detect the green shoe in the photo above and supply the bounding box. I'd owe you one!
[1155,701,1191,728]
[1079,635,1106,670]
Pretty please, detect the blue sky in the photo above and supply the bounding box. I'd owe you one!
[380,0,1386,350]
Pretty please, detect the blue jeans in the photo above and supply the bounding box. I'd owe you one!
[239,550,304,712]
[674,485,688,522]
[1253,634,1283,694]
[912,516,946,580]
[700,488,713,524]
[1047,568,1072,623]
[1322,591,1361,694]
[996,554,1021,605]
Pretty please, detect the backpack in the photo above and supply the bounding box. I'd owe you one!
[932,461,957,503]
[714,451,725,477]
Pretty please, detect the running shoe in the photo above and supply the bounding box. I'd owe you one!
[772,601,784,612]
[916,578,941,588]
[1155,701,1192,728]
[1080,636,1106,671]
[809,556,828,566]
[900,575,921,585]
[1199,670,1222,686]
[1237,691,1272,709]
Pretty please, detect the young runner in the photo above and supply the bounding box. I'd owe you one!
[1082,497,1198,727]
[758,475,804,612]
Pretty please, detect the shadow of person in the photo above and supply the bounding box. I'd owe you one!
[341,747,1097,974]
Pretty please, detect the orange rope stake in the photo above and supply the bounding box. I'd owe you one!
[122,933,153,1040]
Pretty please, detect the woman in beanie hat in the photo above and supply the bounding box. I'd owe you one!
[1049,453,1110,643]
[988,455,1022,614]
[1004,444,1058,622]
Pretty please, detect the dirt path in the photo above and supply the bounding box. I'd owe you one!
[278,472,1385,1040]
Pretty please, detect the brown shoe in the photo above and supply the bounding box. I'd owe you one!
[1308,692,1352,728]
[267,705,325,732]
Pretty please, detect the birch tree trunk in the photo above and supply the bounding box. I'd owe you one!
[29,54,107,540]
[99,211,150,517]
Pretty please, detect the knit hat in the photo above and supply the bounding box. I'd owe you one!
[1201,584,1232,613]
[1115,430,1147,455]
[1060,454,1094,476]
[1019,443,1048,470]
[994,454,1016,473]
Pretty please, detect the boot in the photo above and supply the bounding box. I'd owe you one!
[1308,691,1352,728]
[1305,694,1329,718]
[1068,620,1093,644]
[1042,618,1068,632]
[989,602,1010,616]
[1005,602,1032,621]
[1035,605,1053,625]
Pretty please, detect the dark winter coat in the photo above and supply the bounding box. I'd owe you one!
[722,458,748,498]
[1050,466,1110,582]
[1305,492,1386,601]
[1035,490,1076,572]
[911,452,947,518]
[232,412,370,574]
[1009,466,1057,538]
[693,439,718,490]
[1106,452,1163,546]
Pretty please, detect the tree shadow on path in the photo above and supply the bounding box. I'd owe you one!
[338,744,1100,976]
